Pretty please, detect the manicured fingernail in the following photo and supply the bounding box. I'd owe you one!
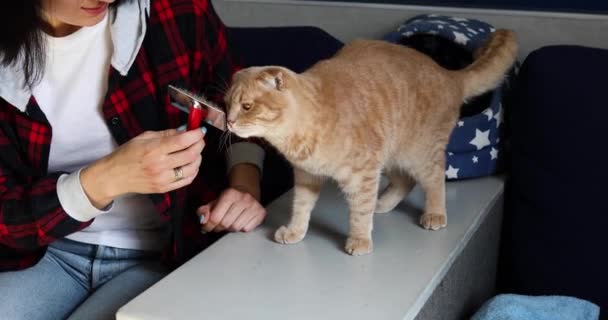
[205,119,213,124]
[199,214,206,224]
[200,127,207,135]
[177,124,186,132]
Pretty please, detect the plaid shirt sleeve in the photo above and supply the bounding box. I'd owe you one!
[159,0,267,263]
[187,0,266,173]
[0,110,91,250]
[0,0,264,268]
[190,0,241,104]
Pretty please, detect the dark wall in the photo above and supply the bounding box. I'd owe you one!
[304,0,608,14]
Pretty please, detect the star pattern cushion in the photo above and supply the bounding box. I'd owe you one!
[383,14,515,180]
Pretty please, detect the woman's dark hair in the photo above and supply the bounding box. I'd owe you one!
[0,1,128,88]
[0,2,46,88]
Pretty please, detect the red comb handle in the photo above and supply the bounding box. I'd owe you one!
[187,103,207,130]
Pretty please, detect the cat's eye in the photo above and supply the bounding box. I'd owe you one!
[242,103,253,111]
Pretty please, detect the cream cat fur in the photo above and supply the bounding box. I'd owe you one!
[224,30,517,255]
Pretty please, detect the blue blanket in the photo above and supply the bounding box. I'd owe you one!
[471,294,600,320]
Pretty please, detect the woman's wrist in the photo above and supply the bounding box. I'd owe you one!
[81,158,122,209]
[229,163,262,201]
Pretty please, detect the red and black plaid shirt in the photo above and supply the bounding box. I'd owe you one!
[0,0,243,271]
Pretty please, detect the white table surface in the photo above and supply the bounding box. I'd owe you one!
[117,176,504,320]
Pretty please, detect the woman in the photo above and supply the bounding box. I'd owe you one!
[0,0,266,319]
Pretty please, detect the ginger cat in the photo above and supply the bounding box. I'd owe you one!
[224,30,517,255]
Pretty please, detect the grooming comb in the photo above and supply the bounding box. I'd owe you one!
[168,85,227,131]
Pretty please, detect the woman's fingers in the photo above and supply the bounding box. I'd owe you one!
[242,210,267,232]
[200,188,267,233]
[149,128,205,192]
[159,128,205,154]
[230,205,265,232]
[111,127,206,195]
[165,139,205,169]
[214,201,247,232]
[136,128,179,140]
[197,202,214,225]
[162,154,202,192]
[202,191,235,232]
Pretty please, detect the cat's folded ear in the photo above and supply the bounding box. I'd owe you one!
[258,67,285,91]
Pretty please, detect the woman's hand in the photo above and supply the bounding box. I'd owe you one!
[197,188,266,233]
[198,163,266,233]
[81,128,206,209]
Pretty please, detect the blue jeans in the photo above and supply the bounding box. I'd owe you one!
[0,238,169,320]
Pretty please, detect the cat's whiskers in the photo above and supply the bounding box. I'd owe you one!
[208,83,228,98]
[218,129,234,162]
[213,72,231,96]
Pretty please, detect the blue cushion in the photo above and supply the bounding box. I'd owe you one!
[501,45,608,317]
[383,14,513,180]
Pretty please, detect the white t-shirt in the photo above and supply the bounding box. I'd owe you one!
[32,13,169,251]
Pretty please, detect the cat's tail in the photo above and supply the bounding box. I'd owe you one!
[456,29,518,100]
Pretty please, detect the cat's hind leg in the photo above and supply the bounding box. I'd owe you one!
[410,143,448,230]
[375,169,416,214]
[338,168,381,256]
[414,150,448,231]
[275,168,324,244]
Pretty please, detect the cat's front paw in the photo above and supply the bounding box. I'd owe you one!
[274,226,306,244]
[345,237,373,256]
[420,213,447,231]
